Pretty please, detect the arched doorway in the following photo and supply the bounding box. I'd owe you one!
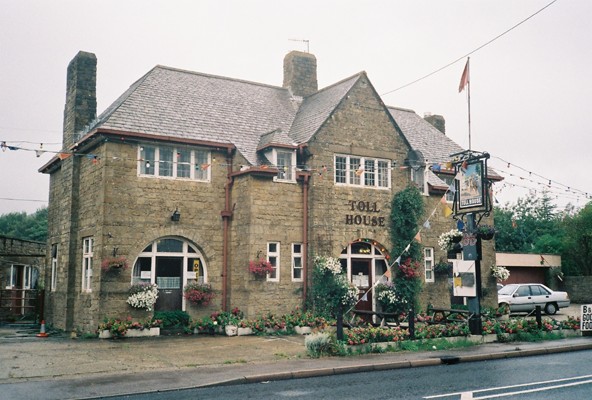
[132,237,207,312]
[340,238,390,319]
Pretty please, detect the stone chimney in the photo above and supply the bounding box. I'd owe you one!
[424,113,445,135]
[283,51,318,97]
[63,51,97,148]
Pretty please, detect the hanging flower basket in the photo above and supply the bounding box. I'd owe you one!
[249,259,274,277]
[491,265,510,281]
[434,261,452,276]
[477,225,496,240]
[101,257,128,273]
[438,229,464,251]
[183,282,215,306]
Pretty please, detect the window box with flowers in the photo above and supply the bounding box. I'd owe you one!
[127,283,158,312]
[101,256,128,273]
[183,282,215,306]
[249,258,274,278]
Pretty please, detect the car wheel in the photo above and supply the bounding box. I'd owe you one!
[544,303,558,315]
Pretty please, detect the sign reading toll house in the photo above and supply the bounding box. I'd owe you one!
[345,200,385,227]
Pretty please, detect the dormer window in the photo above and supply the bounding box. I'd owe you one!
[273,149,296,182]
[410,166,428,195]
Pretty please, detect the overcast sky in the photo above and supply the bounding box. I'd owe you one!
[1,0,590,215]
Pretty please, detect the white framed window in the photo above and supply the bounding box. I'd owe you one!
[138,145,211,181]
[424,247,434,283]
[82,237,93,292]
[51,244,58,291]
[267,242,280,282]
[411,167,428,195]
[440,175,455,202]
[334,154,391,189]
[274,149,296,182]
[291,243,303,282]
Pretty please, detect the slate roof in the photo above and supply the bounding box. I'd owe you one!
[86,61,494,185]
[92,66,361,165]
[387,106,501,186]
[387,107,464,164]
[94,66,298,164]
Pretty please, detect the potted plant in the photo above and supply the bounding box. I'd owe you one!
[127,283,158,312]
[248,258,274,277]
[183,282,215,306]
[101,256,128,273]
[477,225,496,240]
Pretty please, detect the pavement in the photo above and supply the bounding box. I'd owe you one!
[0,304,591,400]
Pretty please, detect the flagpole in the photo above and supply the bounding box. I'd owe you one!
[467,57,472,151]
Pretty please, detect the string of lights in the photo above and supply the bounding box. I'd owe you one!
[2,133,589,207]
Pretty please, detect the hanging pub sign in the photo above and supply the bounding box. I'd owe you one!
[452,151,492,216]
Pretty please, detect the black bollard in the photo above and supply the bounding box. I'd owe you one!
[336,303,344,341]
[409,307,415,340]
[535,305,542,329]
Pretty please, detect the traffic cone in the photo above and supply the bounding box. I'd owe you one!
[36,320,48,338]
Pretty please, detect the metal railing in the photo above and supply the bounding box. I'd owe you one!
[0,289,44,322]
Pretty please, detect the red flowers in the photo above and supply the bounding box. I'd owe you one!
[249,259,274,277]
[398,258,420,279]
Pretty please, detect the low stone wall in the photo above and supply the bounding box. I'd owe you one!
[564,276,592,303]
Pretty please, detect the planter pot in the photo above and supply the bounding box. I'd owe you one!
[100,328,160,339]
[98,330,112,339]
[126,327,160,338]
[225,325,238,336]
[294,326,312,335]
[237,327,253,336]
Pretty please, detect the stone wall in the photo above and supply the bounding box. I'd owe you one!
[564,276,592,303]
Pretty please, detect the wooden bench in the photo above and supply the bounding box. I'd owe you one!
[426,306,474,325]
[351,310,408,328]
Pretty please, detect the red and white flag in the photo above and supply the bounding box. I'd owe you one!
[458,58,469,93]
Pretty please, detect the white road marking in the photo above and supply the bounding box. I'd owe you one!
[424,374,592,399]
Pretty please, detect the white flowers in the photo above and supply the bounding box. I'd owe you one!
[438,229,463,251]
[127,283,158,311]
[491,265,510,281]
[377,288,407,306]
[314,256,343,275]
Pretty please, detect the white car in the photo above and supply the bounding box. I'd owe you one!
[498,283,570,315]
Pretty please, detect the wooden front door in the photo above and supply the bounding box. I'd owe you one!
[351,259,372,315]
[154,256,183,311]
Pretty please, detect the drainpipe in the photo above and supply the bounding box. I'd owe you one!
[221,148,234,311]
[302,173,309,308]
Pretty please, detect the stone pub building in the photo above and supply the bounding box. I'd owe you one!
[40,51,498,333]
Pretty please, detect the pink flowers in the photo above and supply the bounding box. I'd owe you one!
[183,283,215,306]
[249,259,274,277]
[398,258,420,279]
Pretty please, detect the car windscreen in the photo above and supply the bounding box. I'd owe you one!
[498,285,518,295]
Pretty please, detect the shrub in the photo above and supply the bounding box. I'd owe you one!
[153,310,191,328]
[305,332,333,358]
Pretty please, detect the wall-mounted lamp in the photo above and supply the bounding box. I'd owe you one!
[171,208,181,222]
